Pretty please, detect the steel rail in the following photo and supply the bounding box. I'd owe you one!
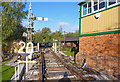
[50,49,86,81]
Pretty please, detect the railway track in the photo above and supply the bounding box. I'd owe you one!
[21,48,118,81]
[22,53,41,80]
[41,48,118,81]
[43,51,78,81]
[39,48,88,81]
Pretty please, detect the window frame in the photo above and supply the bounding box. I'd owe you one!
[88,2,92,14]
[81,0,119,17]
[93,0,99,12]
[118,0,120,3]
[107,0,118,8]
[82,3,88,16]
[82,1,92,17]
[99,0,106,10]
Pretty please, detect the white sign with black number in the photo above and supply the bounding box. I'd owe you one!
[23,32,27,37]
[18,42,34,54]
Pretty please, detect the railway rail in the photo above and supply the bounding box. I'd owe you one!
[39,48,88,81]
[22,53,41,80]
[40,48,118,81]
[21,48,118,81]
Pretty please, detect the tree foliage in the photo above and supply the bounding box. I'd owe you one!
[2,2,28,43]
[1,2,28,57]
[33,27,52,43]
[50,31,63,42]
[66,30,79,38]
[33,27,79,44]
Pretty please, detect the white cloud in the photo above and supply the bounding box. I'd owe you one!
[58,22,70,26]
[67,25,79,33]
[54,22,79,33]
[51,29,56,33]
[74,25,79,30]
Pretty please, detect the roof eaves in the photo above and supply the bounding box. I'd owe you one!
[78,1,86,5]
[78,0,91,5]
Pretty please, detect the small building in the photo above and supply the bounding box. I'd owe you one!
[61,37,79,48]
[77,0,120,76]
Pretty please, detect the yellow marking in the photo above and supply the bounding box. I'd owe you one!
[16,60,36,64]
[34,46,37,48]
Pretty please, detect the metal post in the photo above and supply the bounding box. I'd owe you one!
[55,42,57,53]
[18,63,19,80]
[26,56,28,73]
[53,43,54,51]
[37,43,39,52]
[30,53,32,60]
[15,67,16,80]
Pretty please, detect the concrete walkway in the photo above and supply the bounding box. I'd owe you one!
[5,56,18,67]
[4,56,25,80]
[10,64,25,80]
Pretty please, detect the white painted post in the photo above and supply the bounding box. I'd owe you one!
[30,53,32,60]
[26,56,28,73]
[55,42,57,53]
[37,43,39,52]
[15,67,16,80]
[18,64,19,80]
[53,43,54,51]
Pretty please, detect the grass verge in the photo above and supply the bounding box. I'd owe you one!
[63,51,72,56]
[2,59,15,81]
[2,59,11,65]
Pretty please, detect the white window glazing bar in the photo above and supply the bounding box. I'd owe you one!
[87,3,88,14]
[98,0,99,9]
[91,0,94,13]
[91,0,92,13]
[107,0,109,7]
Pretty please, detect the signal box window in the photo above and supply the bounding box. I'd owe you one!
[83,3,87,16]
[88,2,92,13]
[93,0,98,11]
[118,0,120,3]
[108,0,116,6]
[99,0,105,9]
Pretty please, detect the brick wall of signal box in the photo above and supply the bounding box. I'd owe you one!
[76,33,120,75]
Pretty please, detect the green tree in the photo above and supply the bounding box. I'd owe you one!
[33,30,43,43]
[2,2,27,43]
[33,27,52,43]
[50,31,63,42]
[65,30,79,38]
[41,27,51,43]
[2,2,28,57]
